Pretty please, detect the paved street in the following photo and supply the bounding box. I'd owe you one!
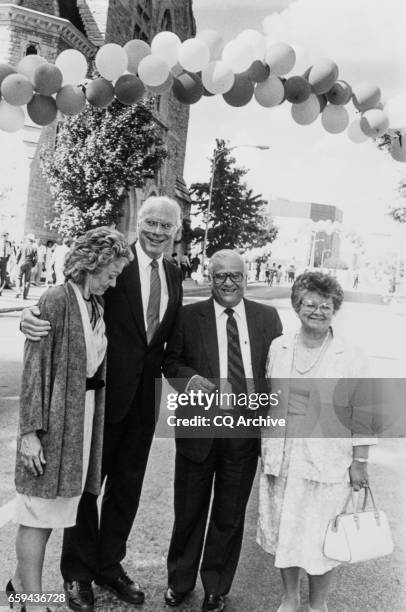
[0,286,405,611]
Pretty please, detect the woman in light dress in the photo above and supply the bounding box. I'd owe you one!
[258,271,376,612]
[8,227,131,611]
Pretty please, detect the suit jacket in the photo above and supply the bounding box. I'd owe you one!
[163,297,283,462]
[103,242,183,424]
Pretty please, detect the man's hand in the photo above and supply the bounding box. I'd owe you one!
[21,306,51,341]
[20,432,46,476]
[186,375,216,394]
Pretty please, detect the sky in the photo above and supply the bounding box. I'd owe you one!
[185,0,406,239]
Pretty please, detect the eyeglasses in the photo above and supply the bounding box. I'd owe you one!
[212,272,245,285]
[141,219,176,232]
[300,299,334,313]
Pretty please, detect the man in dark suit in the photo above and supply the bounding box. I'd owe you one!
[163,250,282,612]
[21,196,183,610]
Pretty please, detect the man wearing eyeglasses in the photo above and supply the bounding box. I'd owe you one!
[163,250,282,612]
[20,196,183,610]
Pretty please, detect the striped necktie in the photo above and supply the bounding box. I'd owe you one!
[225,308,247,396]
[146,259,161,343]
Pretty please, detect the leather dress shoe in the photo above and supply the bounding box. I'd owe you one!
[96,572,144,605]
[164,587,190,606]
[63,581,94,611]
[202,594,225,612]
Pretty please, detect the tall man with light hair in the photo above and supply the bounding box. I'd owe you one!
[21,196,183,610]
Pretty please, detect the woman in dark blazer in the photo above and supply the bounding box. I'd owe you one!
[8,227,131,610]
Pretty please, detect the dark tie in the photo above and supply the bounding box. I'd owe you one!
[146,259,161,343]
[225,308,247,396]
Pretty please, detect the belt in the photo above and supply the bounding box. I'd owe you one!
[86,376,105,391]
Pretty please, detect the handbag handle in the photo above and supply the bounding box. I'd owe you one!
[341,485,378,515]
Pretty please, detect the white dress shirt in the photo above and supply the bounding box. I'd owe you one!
[213,298,253,381]
[136,241,169,329]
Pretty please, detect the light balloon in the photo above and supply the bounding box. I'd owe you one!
[86,77,114,108]
[222,39,254,74]
[201,61,234,95]
[27,94,57,126]
[0,100,25,132]
[95,43,128,81]
[265,42,295,76]
[243,60,270,83]
[55,49,88,85]
[56,84,86,115]
[1,73,34,105]
[291,94,320,125]
[347,119,369,144]
[17,55,47,81]
[254,75,284,107]
[284,76,311,104]
[196,30,224,61]
[237,29,266,61]
[33,63,63,95]
[352,83,381,112]
[124,39,151,74]
[307,59,338,95]
[360,109,389,138]
[151,31,181,68]
[384,95,406,129]
[172,73,203,105]
[114,74,145,105]
[0,63,16,87]
[321,104,349,134]
[223,75,254,107]
[326,80,352,105]
[147,73,174,94]
[138,55,170,87]
[178,38,210,73]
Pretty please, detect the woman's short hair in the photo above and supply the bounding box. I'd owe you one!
[291,271,344,313]
[64,227,132,284]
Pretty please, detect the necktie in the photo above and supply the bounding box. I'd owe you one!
[225,308,247,396]
[146,259,161,343]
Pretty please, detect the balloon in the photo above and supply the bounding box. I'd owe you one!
[390,134,406,162]
[1,73,34,105]
[265,42,296,76]
[347,119,369,143]
[172,73,203,105]
[0,63,16,87]
[17,55,47,81]
[254,75,284,107]
[0,100,25,132]
[360,109,389,138]
[196,30,223,60]
[318,94,328,112]
[291,93,320,125]
[95,43,128,81]
[237,29,266,61]
[307,59,338,94]
[178,38,210,73]
[284,76,311,104]
[56,84,86,115]
[27,94,57,126]
[352,83,381,112]
[138,55,170,87]
[85,77,114,108]
[222,39,254,74]
[201,61,234,95]
[384,95,406,129]
[114,74,145,105]
[55,49,88,85]
[151,31,181,67]
[202,85,215,97]
[223,75,254,107]
[124,39,151,74]
[243,60,270,83]
[321,104,349,134]
[147,73,174,94]
[326,80,352,105]
[33,63,63,95]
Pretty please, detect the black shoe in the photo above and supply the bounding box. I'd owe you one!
[95,572,145,606]
[63,580,94,611]
[202,594,225,612]
[6,580,26,611]
[164,587,190,607]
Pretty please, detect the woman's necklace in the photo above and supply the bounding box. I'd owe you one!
[83,294,99,327]
[292,329,331,374]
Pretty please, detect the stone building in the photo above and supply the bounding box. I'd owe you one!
[0,0,195,250]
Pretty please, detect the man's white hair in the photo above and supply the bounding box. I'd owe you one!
[208,249,247,275]
[138,196,182,228]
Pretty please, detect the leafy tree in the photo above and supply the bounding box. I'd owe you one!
[377,133,406,224]
[41,99,167,236]
[190,140,277,257]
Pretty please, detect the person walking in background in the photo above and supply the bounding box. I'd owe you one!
[33,239,47,285]
[0,230,12,296]
[276,264,283,285]
[45,240,55,286]
[16,234,38,300]
[180,253,191,280]
[8,227,130,612]
[191,255,200,274]
[52,238,71,285]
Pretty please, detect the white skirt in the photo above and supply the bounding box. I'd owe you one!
[14,390,95,529]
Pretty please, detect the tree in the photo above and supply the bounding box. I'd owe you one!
[190,139,278,256]
[377,133,406,224]
[41,99,167,236]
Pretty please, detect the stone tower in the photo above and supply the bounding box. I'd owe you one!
[0,0,195,245]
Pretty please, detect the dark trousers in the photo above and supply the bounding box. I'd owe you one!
[17,263,33,299]
[61,399,155,582]
[0,258,8,292]
[167,438,258,597]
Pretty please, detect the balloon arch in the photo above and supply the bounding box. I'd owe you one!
[0,29,405,162]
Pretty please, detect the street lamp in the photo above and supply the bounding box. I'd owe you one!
[201,144,270,273]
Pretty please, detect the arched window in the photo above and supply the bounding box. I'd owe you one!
[161,9,173,32]
[26,44,38,55]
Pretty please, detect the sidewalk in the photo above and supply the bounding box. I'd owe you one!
[0,285,47,313]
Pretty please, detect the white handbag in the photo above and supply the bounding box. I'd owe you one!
[323,485,394,563]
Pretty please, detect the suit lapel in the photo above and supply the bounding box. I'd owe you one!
[199,298,220,378]
[244,298,262,377]
[122,243,147,341]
